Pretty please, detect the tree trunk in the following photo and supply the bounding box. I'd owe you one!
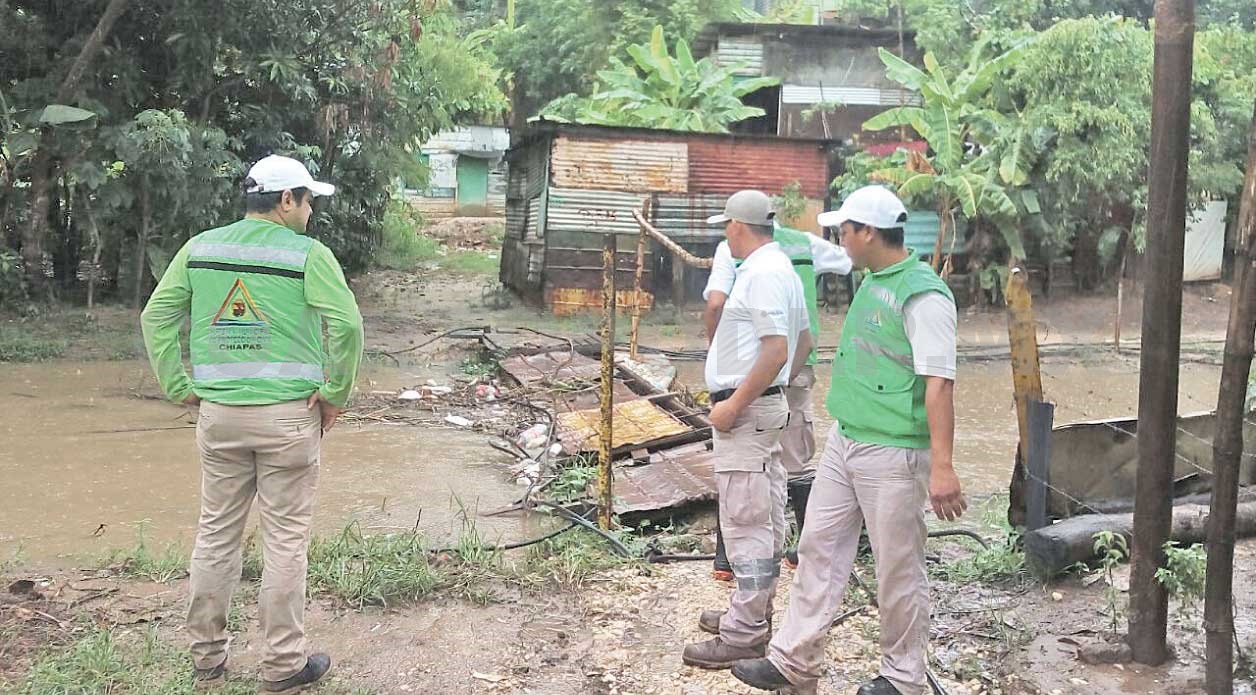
[79,189,103,314]
[21,0,132,298]
[931,202,949,273]
[1204,100,1256,695]
[134,179,150,309]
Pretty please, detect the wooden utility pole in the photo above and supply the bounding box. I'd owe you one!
[1129,0,1195,666]
[1204,101,1256,695]
[597,235,617,530]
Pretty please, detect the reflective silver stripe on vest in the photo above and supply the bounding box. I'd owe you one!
[193,362,324,382]
[851,336,914,368]
[731,557,781,591]
[187,243,308,268]
[867,285,904,314]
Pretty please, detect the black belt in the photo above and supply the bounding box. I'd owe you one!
[710,385,782,404]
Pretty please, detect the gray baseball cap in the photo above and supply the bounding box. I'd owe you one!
[706,190,776,226]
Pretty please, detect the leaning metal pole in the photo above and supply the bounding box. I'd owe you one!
[597,235,617,530]
[1129,0,1195,666]
[1204,101,1256,695]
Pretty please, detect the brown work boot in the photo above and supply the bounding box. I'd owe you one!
[698,609,724,635]
[682,637,766,670]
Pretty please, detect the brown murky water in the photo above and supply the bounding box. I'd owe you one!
[1,361,537,565]
[675,355,1224,496]
[2,354,1225,564]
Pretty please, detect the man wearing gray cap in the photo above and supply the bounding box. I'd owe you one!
[682,190,812,669]
[731,185,965,695]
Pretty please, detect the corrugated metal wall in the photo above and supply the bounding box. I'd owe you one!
[502,127,836,310]
[545,188,646,236]
[688,139,828,198]
[551,136,688,193]
[716,38,764,76]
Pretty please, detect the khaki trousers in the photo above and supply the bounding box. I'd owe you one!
[713,393,789,648]
[188,399,321,682]
[769,424,932,695]
[781,366,817,478]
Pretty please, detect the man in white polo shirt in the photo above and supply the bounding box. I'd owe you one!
[731,185,965,695]
[703,223,852,579]
[682,190,812,670]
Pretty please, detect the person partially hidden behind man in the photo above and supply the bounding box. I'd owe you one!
[730,185,966,695]
[682,190,812,670]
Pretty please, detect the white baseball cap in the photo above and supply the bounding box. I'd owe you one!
[706,190,776,225]
[818,185,907,229]
[245,155,336,197]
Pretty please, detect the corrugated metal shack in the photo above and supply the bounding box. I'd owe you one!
[500,122,836,314]
[692,23,924,141]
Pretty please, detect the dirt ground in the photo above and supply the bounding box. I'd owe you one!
[3,243,1254,694]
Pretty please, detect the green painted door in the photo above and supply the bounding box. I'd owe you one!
[456,156,489,216]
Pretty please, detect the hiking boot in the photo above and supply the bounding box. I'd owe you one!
[712,568,734,582]
[698,609,724,635]
[260,654,332,694]
[731,658,793,691]
[783,549,799,570]
[857,676,903,695]
[699,609,771,636]
[682,637,765,670]
[193,658,227,690]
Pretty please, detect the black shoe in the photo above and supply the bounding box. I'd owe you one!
[261,654,333,694]
[731,658,792,691]
[857,676,903,695]
[193,658,227,689]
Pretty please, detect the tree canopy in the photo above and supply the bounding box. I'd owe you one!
[2,0,505,301]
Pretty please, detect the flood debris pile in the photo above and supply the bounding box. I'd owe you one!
[353,326,724,519]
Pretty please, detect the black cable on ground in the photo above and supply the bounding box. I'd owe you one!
[427,519,580,555]
[645,552,715,564]
[927,529,991,549]
[536,501,634,557]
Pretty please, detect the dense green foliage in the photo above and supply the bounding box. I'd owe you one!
[2,0,505,303]
[826,2,1256,287]
[540,27,779,132]
[471,0,742,121]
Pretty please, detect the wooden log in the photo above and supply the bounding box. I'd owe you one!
[1025,500,1256,580]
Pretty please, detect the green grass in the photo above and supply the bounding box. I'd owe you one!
[438,250,499,275]
[0,328,66,362]
[930,495,1028,584]
[16,627,372,695]
[106,525,188,583]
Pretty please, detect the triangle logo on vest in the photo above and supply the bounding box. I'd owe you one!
[211,279,268,327]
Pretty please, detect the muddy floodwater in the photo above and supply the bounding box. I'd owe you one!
[675,355,1225,495]
[1,361,536,565]
[3,355,1225,564]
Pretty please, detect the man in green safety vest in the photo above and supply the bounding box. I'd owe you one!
[704,220,852,580]
[141,155,363,693]
[731,186,966,695]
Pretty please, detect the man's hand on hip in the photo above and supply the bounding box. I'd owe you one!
[929,464,967,521]
[307,392,341,432]
[183,393,201,407]
[708,400,738,432]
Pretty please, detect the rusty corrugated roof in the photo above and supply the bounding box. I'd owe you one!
[688,139,829,198]
[607,442,717,515]
[551,136,688,194]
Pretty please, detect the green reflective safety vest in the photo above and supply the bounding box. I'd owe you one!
[732,226,820,365]
[186,219,325,404]
[827,251,953,449]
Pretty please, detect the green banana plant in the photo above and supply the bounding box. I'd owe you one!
[862,39,1039,273]
[540,26,780,134]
